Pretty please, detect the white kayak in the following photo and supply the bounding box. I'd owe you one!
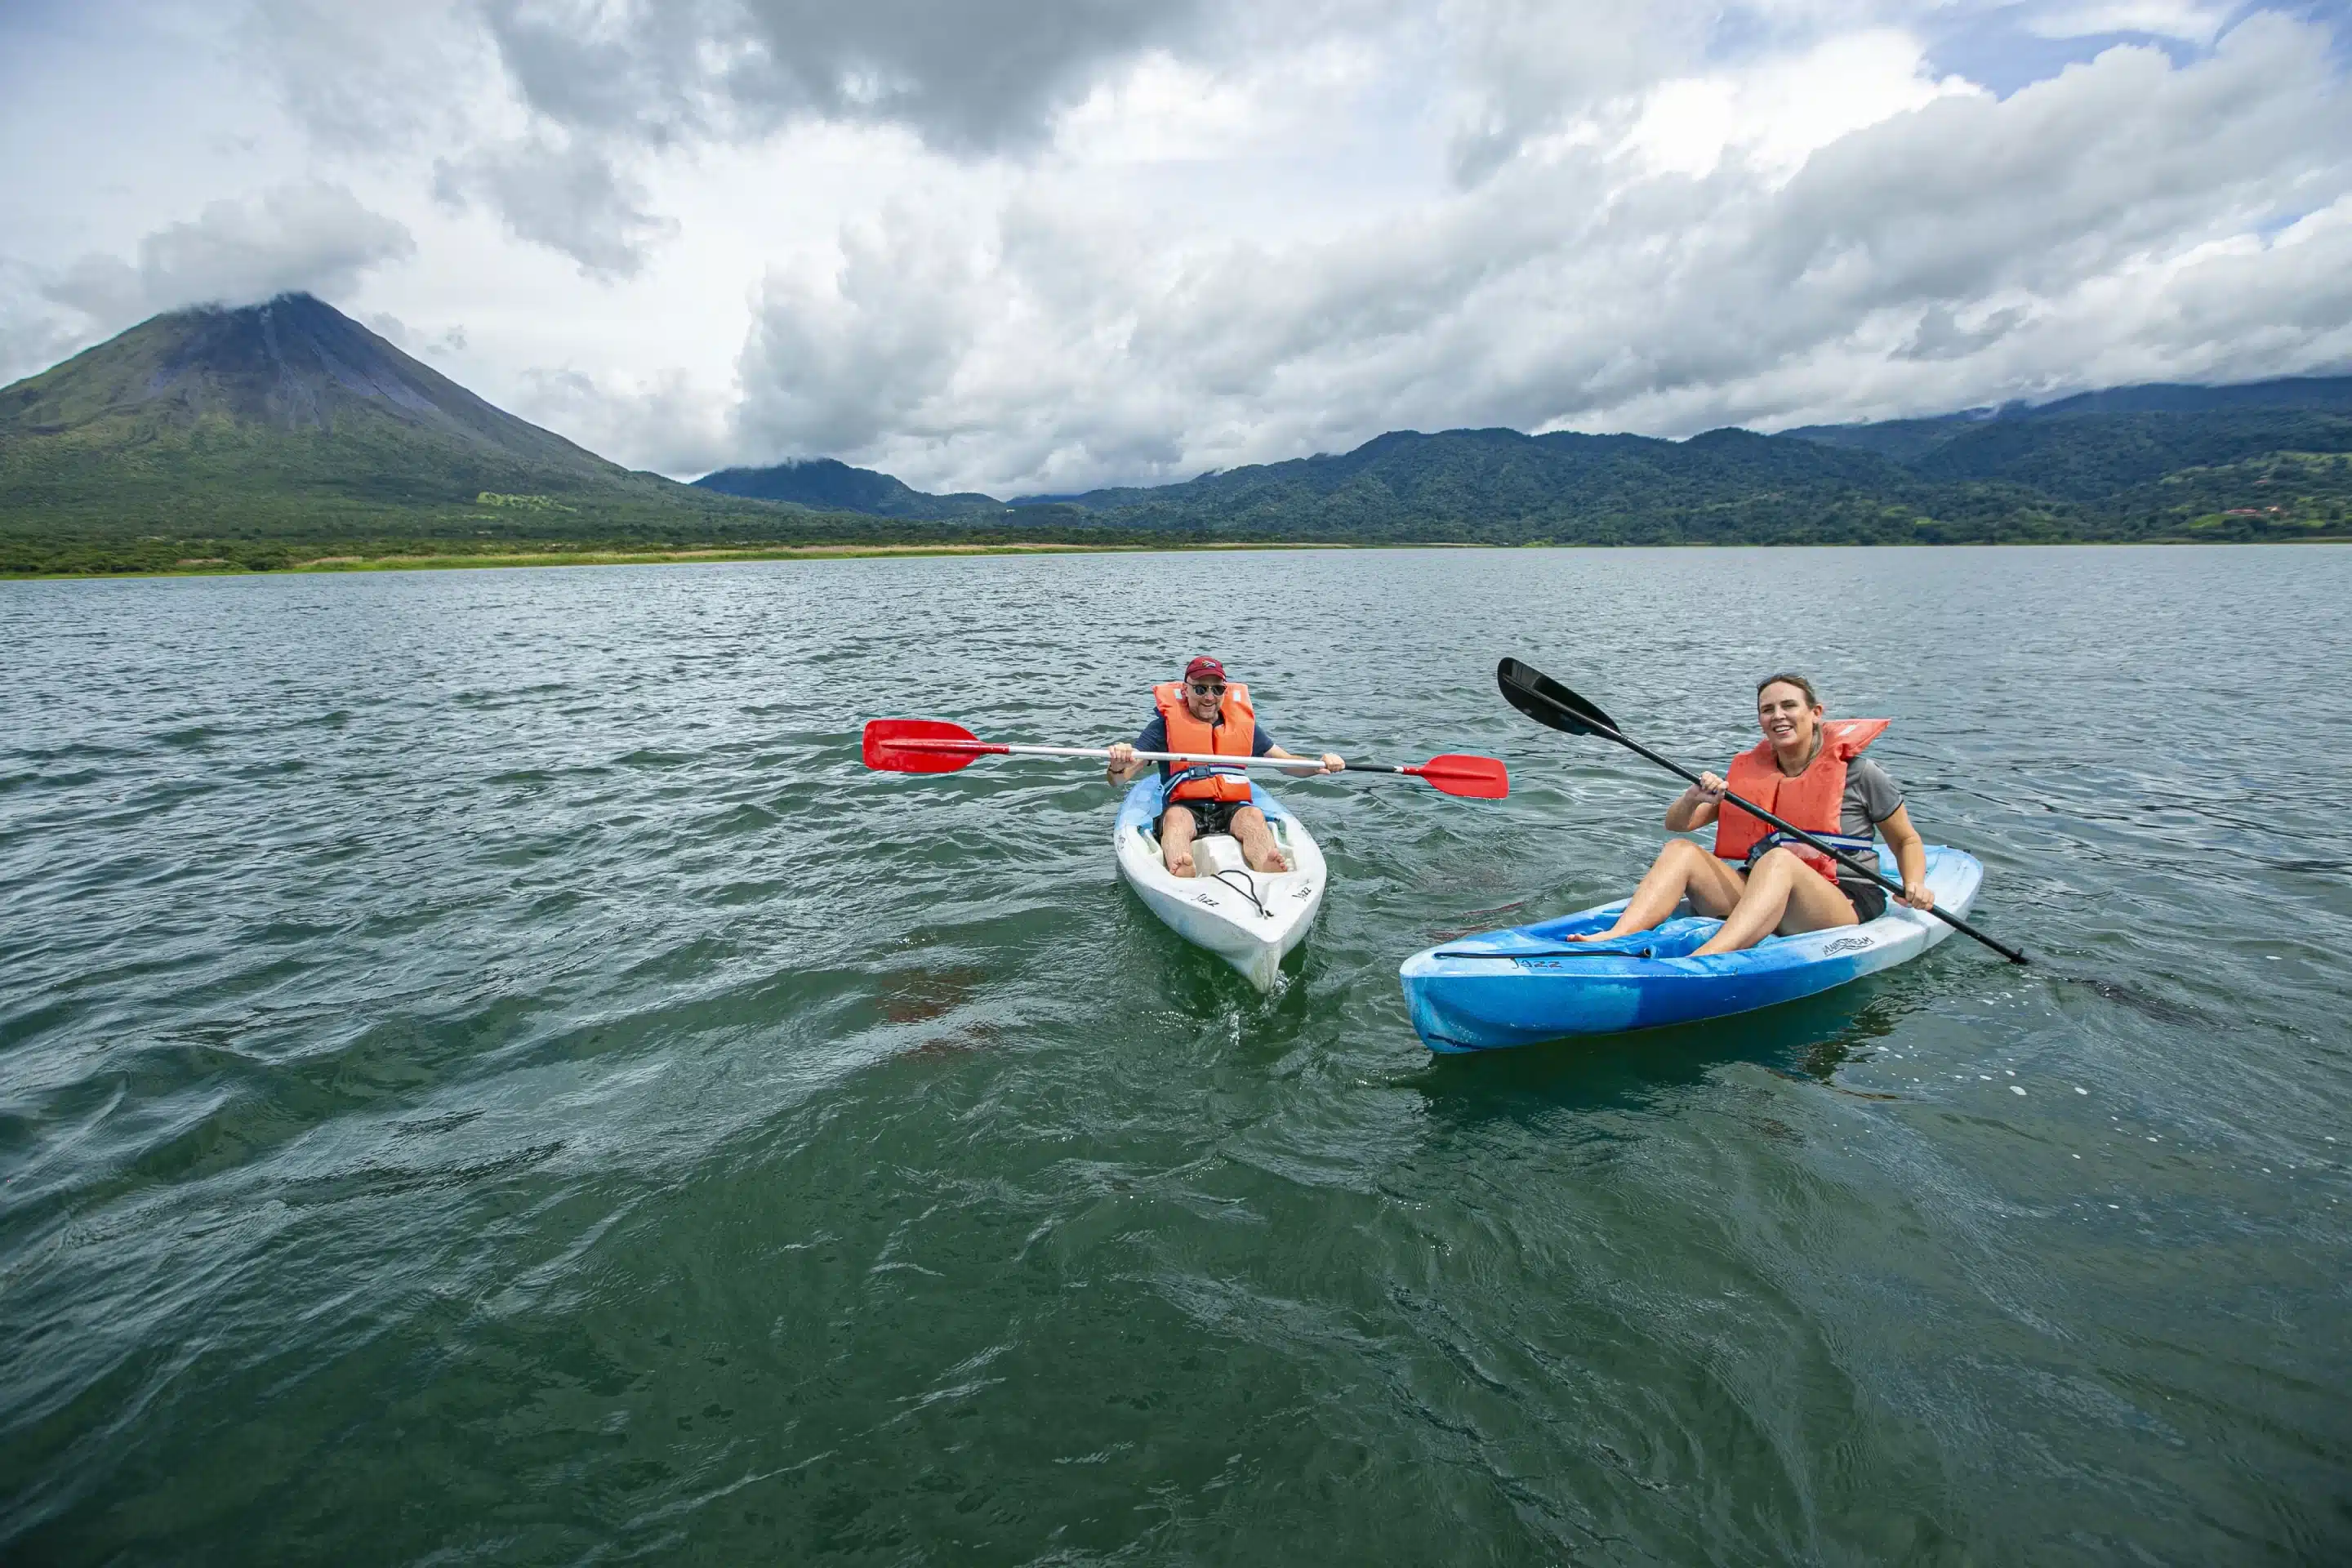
[1114,777,1326,991]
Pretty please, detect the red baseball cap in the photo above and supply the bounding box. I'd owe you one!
[1183,657,1226,682]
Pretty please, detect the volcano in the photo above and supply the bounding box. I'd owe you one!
[0,293,827,569]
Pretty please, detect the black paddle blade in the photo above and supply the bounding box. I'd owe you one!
[1497,659,1621,737]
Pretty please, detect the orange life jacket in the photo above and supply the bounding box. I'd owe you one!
[1154,680,1256,806]
[1713,719,1889,883]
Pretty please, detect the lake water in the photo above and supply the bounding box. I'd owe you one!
[2,546,2347,1563]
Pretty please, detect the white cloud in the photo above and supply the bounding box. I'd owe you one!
[2026,1,2234,45]
[512,364,736,476]
[39,183,416,325]
[1618,30,1979,182]
[433,134,679,278]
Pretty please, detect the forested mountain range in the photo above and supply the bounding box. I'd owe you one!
[708,380,2352,546]
[1027,400,2350,544]
[2,293,2345,573]
[692,457,1002,519]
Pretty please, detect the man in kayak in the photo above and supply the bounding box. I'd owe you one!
[1105,657,1343,877]
[1571,673,1935,955]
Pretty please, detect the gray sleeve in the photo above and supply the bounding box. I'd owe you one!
[1842,758,1904,831]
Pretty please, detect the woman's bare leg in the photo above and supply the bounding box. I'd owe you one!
[1572,839,1748,940]
[1692,847,1860,955]
[1160,806,1200,877]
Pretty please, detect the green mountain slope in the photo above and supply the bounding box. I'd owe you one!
[1014,425,2053,543]
[1775,414,1992,463]
[693,457,1004,519]
[1771,379,2352,535]
[0,295,969,571]
[1904,409,2352,499]
[1784,376,2352,466]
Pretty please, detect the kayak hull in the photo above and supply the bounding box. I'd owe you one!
[1400,845,1983,1051]
[1116,778,1325,991]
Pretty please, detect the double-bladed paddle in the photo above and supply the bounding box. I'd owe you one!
[863,719,1509,800]
[1496,658,2029,964]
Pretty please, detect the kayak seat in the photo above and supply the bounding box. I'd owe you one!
[1192,835,1249,878]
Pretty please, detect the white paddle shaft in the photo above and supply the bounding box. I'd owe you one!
[1000,743,1334,771]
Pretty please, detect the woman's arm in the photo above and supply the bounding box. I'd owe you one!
[1876,804,1934,909]
[1664,772,1726,831]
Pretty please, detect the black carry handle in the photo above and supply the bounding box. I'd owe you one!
[1497,659,2030,965]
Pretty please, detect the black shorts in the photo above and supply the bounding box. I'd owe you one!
[1160,799,1244,837]
[1839,878,1888,922]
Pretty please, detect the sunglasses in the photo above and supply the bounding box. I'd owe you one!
[1188,681,1226,696]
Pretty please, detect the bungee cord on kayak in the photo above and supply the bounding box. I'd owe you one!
[1209,867,1272,921]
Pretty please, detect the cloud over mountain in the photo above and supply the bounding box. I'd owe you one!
[40,184,415,326]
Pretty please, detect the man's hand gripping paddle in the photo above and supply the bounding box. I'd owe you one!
[1495,658,2029,964]
[862,719,1508,800]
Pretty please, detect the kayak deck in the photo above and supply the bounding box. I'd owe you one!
[1400,844,1984,1050]
[1116,777,1325,991]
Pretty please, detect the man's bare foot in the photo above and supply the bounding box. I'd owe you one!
[1566,928,1628,942]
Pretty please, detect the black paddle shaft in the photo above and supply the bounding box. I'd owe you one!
[1502,666,2030,964]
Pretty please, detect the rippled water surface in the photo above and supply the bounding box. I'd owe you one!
[3,546,2348,1564]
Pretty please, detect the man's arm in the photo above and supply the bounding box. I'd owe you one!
[1107,717,1164,784]
[1263,744,1345,777]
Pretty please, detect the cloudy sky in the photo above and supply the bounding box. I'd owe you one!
[4,1,2350,494]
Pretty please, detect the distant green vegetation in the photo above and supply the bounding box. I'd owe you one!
[1017,415,2352,546]
[3,296,2348,577]
[474,492,575,510]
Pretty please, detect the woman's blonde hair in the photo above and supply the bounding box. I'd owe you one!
[1756,672,1820,708]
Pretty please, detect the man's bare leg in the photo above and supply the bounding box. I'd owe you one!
[1229,805,1291,873]
[1692,847,1860,956]
[1571,839,1747,941]
[1160,805,1200,877]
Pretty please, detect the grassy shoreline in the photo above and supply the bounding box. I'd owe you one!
[3,534,2346,582]
[0,539,1371,581]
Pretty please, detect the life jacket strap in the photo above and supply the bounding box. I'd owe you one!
[1161,764,1250,811]
[1744,830,1878,871]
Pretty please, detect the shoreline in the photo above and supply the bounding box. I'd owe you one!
[0,540,1358,582]
[4,534,2346,582]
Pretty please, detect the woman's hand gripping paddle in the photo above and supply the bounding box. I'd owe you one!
[862,719,1508,800]
[1494,659,2029,964]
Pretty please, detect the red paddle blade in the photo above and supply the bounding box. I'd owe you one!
[863,718,993,773]
[1410,754,1510,800]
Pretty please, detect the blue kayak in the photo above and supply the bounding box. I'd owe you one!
[1399,845,1984,1051]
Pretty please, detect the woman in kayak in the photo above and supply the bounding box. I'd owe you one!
[1105,657,1342,878]
[1571,674,1935,956]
